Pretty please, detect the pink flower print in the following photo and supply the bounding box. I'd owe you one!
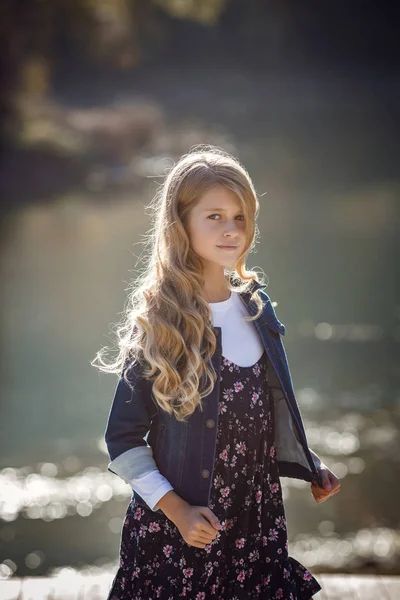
[219,448,229,461]
[250,391,260,408]
[237,570,246,582]
[234,381,244,392]
[163,544,173,558]
[269,445,275,457]
[218,401,227,415]
[220,486,230,498]
[268,528,279,541]
[248,549,259,562]
[223,388,234,402]
[222,358,231,367]
[270,482,280,494]
[235,537,245,548]
[255,490,262,504]
[275,588,284,599]
[283,567,290,579]
[263,574,271,585]
[148,521,161,533]
[262,535,268,546]
[225,518,234,531]
[235,441,246,455]
[214,473,223,487]
[196,593,206,600]
[222,497,233,510]
[133,507,142,519]
[138,524,147,537]
[253,363,261,376]
[183,567,193,578]
[275,516,286,528]
[303,570,313,581]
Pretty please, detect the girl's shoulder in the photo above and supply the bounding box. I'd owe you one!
[256,289,286,336]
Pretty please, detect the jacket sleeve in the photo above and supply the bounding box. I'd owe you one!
[104,361,160,483]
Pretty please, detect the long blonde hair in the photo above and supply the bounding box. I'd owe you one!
[92,145,266,421]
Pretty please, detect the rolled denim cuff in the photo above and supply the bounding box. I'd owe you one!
[108,445,158,483]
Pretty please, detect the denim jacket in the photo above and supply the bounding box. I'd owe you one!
[104,280,323,514]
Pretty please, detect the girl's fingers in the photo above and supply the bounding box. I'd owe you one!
[196,534,216,545]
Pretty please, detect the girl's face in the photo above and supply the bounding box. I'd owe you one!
[185,185,248,269]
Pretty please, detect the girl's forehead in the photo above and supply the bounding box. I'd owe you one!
[196,186,242,209]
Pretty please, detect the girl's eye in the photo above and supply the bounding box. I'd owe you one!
[208,214,245,221]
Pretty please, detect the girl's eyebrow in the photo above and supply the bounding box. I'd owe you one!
[202,207,242,212]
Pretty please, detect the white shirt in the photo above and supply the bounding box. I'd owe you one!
[129,290,265,510]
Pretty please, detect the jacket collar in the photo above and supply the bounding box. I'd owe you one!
[228,275,267,298]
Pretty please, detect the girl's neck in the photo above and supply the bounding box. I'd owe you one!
[204,286,232,303]
[202,273,232,303]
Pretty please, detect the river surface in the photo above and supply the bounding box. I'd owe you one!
[1,69,399,578]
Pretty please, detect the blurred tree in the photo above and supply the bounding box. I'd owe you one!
[154,0,227,25]
[1,0,97,141]
[0,0,397,144]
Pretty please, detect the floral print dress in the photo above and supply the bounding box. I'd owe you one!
[107,350,322,600]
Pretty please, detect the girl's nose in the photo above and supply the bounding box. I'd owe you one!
[224,221,241,235]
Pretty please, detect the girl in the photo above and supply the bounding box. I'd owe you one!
[93,145,340,600]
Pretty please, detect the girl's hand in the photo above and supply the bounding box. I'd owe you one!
[174,505,222,549]
[311,465,341,503]
[309,449,341,503]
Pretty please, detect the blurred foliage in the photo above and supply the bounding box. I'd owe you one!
[154,0,227,24]
[1,0,227,100]
[1,0,397,94]
[0,0,397,143]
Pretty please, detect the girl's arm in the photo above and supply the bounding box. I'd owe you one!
[104,362,161,487]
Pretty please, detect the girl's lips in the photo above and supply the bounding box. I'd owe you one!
[217,245,238,249]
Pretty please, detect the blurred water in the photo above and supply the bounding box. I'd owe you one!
[0,84,399,576]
